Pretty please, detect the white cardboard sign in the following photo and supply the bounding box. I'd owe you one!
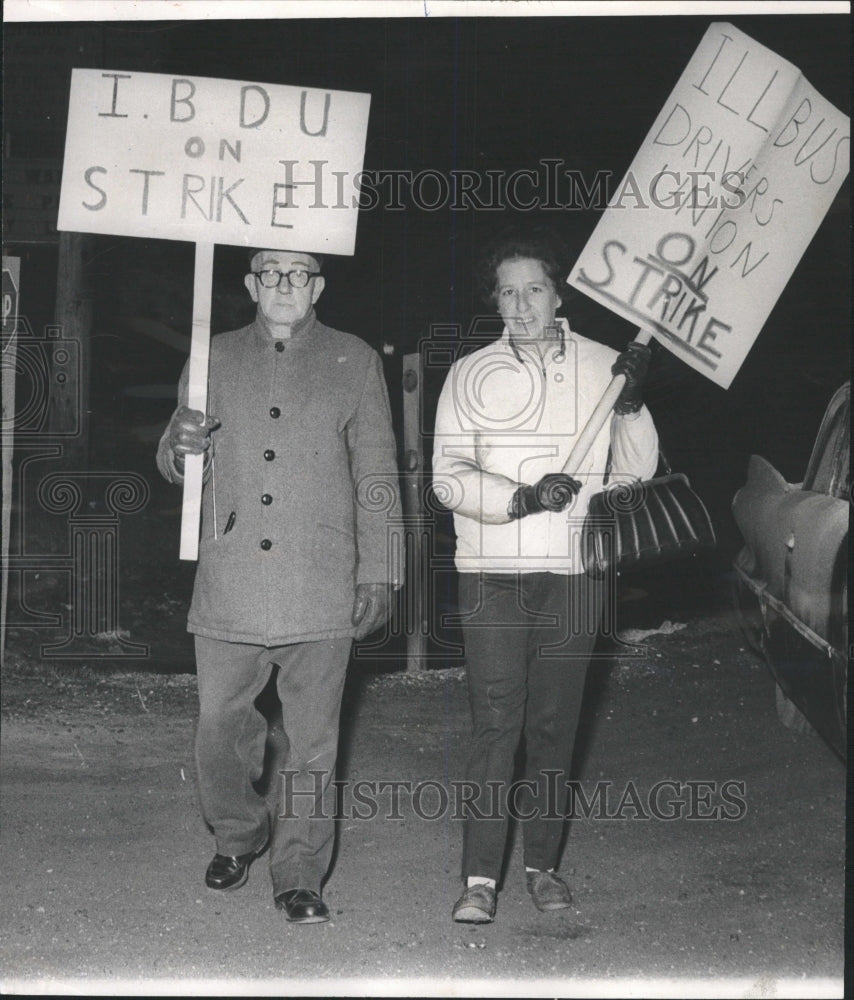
[568,23,849,389]
[58,69,371,255]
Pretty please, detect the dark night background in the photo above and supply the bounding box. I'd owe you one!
[3,12,850,656]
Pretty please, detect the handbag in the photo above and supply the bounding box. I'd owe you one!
[581,450,717,578]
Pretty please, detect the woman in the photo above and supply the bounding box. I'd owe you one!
[433,225,658,923]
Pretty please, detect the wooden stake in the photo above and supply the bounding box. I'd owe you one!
[180,242,214,561]
[561,327,653,477]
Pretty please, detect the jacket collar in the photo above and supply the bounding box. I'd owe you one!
[500,316,570,363]
[252,308,318,346]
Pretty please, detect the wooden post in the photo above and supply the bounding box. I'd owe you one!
[180,242,214,561]
[1,257,20,667]
[402,351,427,672]
[50,232,91,466]
[561,328,653,476]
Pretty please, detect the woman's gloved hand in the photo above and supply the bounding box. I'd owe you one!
[509,473,582,520]
[612,342,651,415]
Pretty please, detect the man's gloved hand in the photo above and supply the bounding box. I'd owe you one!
[167,406,220,467]
[612,342,651,415]
[351,582,394,641]
[509,473,582,520]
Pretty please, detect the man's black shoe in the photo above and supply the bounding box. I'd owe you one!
[204,846,264,891]
[274,888,330,924]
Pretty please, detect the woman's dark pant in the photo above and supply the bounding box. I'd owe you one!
[458,571,604,882]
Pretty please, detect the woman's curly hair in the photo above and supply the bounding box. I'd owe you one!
[477,224,570,309]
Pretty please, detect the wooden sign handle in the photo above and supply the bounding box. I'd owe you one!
[180,242,214,561]
[560,327,653,477]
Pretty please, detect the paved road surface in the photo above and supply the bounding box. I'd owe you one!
[0,610,845,997]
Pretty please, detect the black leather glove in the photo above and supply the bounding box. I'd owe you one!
[612,342,651,415]
[509,473,582,520]
[167,405,220,467]
[351,582,394,640]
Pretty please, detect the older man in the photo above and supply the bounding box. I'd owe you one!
[157,247,402,923]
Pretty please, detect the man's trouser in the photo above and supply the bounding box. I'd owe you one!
[194,635,350,895]
[457,571,604,882]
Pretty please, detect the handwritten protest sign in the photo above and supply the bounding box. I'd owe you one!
[58,69,371,558]
[567,23,849,390]
[58,69,371,254]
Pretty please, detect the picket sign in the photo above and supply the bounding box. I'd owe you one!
[563,22,848,472]
[57,69,371,559]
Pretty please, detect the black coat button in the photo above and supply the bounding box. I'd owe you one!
[275,341,285,352]
[261,494,273,505]
[264,449,275,461]
[270,406,281,419]
[260,538,272,550]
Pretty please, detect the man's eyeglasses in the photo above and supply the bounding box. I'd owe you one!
[252,268,320,289]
